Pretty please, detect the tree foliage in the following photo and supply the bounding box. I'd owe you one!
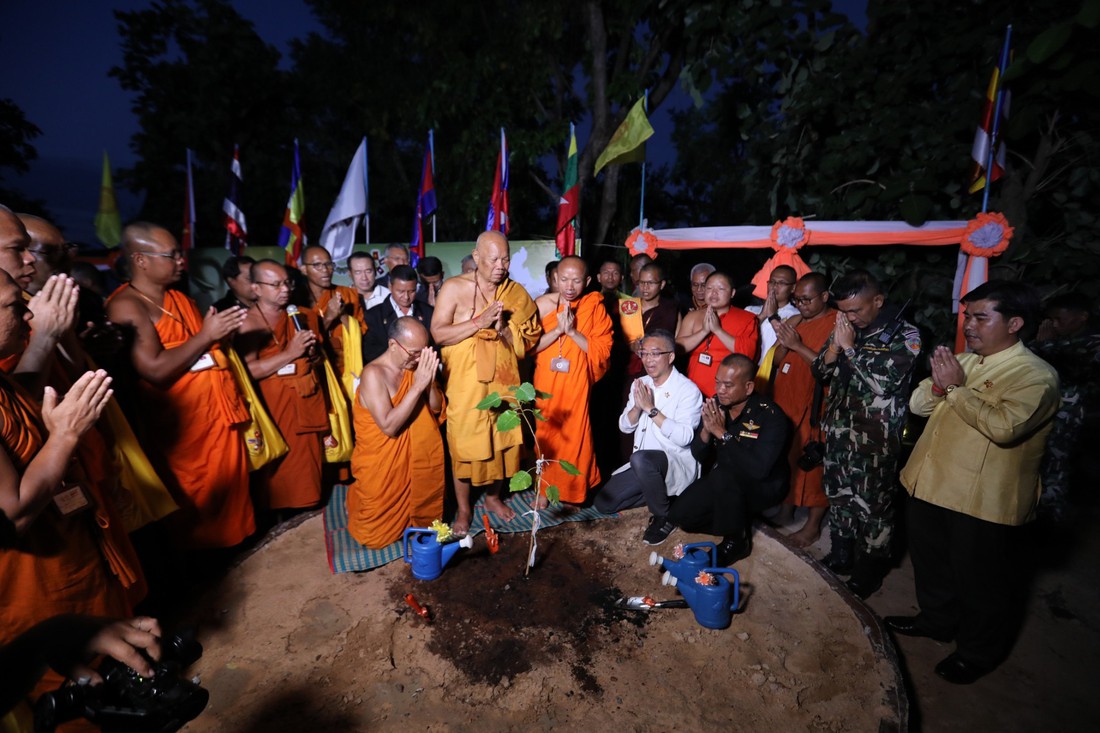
[0,98,49,216]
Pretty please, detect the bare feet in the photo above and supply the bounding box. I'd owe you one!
[534,493,549,510]
[772,504,796,528]
[787,524,822,548]
[452,509,472,538]
[483,494,517,522]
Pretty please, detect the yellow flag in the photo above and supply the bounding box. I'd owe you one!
[94,150,122,247]
[594,96,655,176]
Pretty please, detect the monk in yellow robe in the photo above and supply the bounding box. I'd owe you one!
[532,257,613,505]
[237,260,330,512]
[349,317,445,548]
[770,273,834,547]
[431,231,541,535]
[106,223,254,549]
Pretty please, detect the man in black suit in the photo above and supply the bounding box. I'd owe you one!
[362,264,434,363]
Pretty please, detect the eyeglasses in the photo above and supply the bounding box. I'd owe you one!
[791,294,821,305]
[256,279,293,289]
[392,339,423,360]
[636,349,673,359]
[137,250,184,261]
[304,261,335,270]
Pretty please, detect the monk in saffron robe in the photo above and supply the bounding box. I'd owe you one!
[106,223,254,549]
[349,317,445,548]
[296,245,365,383]
[770,273,834,546]
[237,260,330,512]
[532,257,613,505]
[677,271,759,396]
[431,231,541,535]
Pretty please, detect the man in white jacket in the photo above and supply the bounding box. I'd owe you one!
[594,329,703,545]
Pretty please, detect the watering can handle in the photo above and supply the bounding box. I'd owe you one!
[705,567,742,612]
[402,528,419,563]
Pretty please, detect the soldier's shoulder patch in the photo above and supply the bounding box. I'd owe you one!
[903,326,922,355]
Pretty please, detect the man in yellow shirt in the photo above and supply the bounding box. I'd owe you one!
[890,280,1059,684]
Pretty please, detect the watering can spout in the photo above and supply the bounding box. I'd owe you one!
[441,534,474,567]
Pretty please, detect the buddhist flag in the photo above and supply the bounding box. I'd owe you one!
[593,96,654,176]
[410,131,437,266]
[278,139,306,267]
[223,144,248,254]
[320,137,368,263]
[555,123,579,257]
[485,127,510,234]
[94,150,121,248]
[967,67,1010,193]
[182,148,195,257]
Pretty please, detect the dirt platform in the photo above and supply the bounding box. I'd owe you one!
[180,511,905,732]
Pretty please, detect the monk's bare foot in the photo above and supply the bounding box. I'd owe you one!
[534,493,550,510]
[771,504,797,528]
[787,524,822,548]
[484,494,517,522]
[554,501,580,516]
[452,510,472,538]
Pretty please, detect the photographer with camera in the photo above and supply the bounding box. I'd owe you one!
[667,355,790,566]
[769,272,833,547]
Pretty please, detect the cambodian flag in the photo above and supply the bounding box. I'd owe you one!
[411,131,436,266]
[485,127,510,234]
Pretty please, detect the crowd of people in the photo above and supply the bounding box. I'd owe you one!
[2,200,1097,727]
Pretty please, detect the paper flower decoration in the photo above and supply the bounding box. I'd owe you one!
[960,212,1013,257]
[626,227,659,258]
[770,216,809,251]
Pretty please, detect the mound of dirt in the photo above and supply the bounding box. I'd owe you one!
[180,510,904,731]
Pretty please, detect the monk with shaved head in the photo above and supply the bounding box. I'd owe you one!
[296,245,365,396]
[431,231,541,534]
[349,317,445,548]
[532,256,613,506]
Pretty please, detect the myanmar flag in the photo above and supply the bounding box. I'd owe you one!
[555,124,579,257]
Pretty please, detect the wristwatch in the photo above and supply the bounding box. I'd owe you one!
[647,407,659,418]
[843,346,857,359]
[719,431,734,444]
[944,384,960,394]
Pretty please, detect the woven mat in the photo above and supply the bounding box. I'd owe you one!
[323,484,618,574]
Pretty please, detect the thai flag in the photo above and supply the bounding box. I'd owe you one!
[223,144,248,254]
[411,131,437,266]
[485,127,510,234]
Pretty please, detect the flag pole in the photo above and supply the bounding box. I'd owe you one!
[428,130,436,243]
[639,89,649,227]
[981,25,1013,213]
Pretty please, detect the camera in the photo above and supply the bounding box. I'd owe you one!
[34,631,209,733]
[797,440,826,470]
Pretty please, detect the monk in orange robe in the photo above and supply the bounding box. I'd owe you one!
[349,317,445,548]
[432,231,541,535]
[296,245,365,380]
[532,257,613,505]
[770,273,833,546]
[106,222,254,549]
[677,271,759,396]
[236,260,331,511]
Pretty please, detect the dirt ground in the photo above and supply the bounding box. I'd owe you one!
[179,510,904,732]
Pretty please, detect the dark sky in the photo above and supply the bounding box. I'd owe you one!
[2,1,866,245]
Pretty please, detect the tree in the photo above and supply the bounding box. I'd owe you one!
[0,98,50,217]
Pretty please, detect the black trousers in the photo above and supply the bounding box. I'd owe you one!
[907,497,1020,669]
[593,450,670,517]
[668,469,787,539]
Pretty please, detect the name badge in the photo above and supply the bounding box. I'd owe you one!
[190,352,216,372]
[697,352,712,366]
[781,362,791,374]
[550,357,571,373]
[277,362,297,376]
[738,431,759,440]
[53,483,92,516]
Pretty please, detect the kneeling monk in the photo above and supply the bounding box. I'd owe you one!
[348,317,445,549]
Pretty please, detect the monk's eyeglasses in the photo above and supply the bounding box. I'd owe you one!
[393,340,423,360]
[304,261,335,270]
[256,280,293,289]
[791,294,821,305]
[137,249,184,261]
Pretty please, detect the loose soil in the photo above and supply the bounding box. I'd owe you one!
[180,510,904,732]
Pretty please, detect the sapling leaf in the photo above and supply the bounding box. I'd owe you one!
[509,471,533,492]
[475,392,502,410]
[514,382,536,403]
[530,408,547,421]
[559,459,581,476]
[535,389,553,400]
[545,485,560,504]
[496,410,521,432]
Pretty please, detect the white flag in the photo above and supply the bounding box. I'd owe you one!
[320,137,368,262]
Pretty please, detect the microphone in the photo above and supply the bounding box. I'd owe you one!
[286,305,307,332]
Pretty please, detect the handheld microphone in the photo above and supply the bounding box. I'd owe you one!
[286,304,307,332]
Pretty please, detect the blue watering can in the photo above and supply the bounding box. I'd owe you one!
[649,542,717,586]
[403,528,473,581]
[666,567,741,630]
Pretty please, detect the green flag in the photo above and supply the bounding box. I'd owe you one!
[593,96,654,176]
[94,151,121,247]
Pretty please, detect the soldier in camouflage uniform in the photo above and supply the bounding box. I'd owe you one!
[811,270,921,598]
[1030,293,1099,522]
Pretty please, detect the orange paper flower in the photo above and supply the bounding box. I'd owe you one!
[626,227,659,258]
[960,212,1013,257]
[770,216,809,251]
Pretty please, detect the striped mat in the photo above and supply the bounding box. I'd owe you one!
[323,484,619,574]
